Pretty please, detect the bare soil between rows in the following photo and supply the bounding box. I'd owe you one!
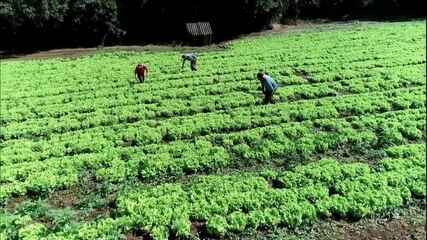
[317,215,426,240]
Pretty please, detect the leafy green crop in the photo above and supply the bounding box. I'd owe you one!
[0,21,425,239]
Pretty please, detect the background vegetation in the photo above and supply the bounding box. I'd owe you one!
[0,0,424,50]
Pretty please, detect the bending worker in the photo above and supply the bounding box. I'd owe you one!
[182,53,198,71]
[257,71,279,104]
[134,63,148,83]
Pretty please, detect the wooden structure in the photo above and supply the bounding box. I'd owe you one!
[185,22,213,45]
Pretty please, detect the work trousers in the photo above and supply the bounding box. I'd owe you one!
[264,90,274,104]
[190,61,197,71]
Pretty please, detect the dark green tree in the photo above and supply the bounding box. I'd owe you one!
[0,0,69,47]
[68,0,123,46]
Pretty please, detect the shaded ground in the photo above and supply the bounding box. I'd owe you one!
[1,19,382,61]
[0,44,230,61]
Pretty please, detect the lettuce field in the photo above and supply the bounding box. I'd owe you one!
[1,21,426,239]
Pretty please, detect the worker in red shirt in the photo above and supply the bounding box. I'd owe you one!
[134,64,148,83]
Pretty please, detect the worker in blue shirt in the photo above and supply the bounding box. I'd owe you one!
[257,71,279,104]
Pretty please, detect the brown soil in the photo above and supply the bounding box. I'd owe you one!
[341,219,426,240]
[84,207,112,222]
[310,208,426,240]
[293,69,313,82]
[5,196,26,211]
[191,221,207,236]
[125,229,150,240]
[126,233,144,240]
[48,189,80,208]
[232,205,426,240]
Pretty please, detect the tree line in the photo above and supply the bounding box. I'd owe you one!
[0,0,423,51]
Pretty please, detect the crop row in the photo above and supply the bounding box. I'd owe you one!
[128,108,425,182]
[1,106,425,203]
[2,44,421,111]
[2,50,424,118]
[3,47,419,113]
[114,148,425,239]
[1,88,424,171]
[2,70,424,141]
[2,28,423,101]
[1,86,424,165]
[2,143,423,239]
[2,62,424,130]
[231,22,425,53]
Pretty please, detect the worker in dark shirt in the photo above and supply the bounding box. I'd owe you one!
[182,53,198,71]
[257,71,279,104]
[134,64,148,83]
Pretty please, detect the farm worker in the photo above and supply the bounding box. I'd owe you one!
[134,63,148,83]
[181,53,198,71]
[257,71,279,104]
